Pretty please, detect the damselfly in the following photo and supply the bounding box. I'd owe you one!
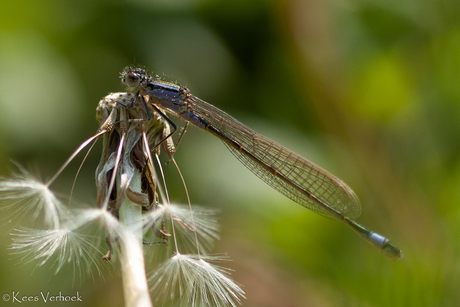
[119,67,403,259]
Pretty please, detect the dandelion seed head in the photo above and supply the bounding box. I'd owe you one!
[0,90,241,306]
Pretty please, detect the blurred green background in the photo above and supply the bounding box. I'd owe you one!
[0,0,458,306]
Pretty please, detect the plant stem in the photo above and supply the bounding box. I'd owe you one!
[119,170,153,307]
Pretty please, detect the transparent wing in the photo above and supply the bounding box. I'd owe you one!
[187,96,361,220]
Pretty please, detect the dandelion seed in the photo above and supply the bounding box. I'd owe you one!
[0,166,66,228]
[149,253,245,307]
[143,204,220,254]
[169,205,220,249]
[67,208,124,241]
[10,225,104,281]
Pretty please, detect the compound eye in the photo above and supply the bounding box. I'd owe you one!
[124,72,141,88]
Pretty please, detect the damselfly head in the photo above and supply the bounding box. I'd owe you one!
[121,67,145,88]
